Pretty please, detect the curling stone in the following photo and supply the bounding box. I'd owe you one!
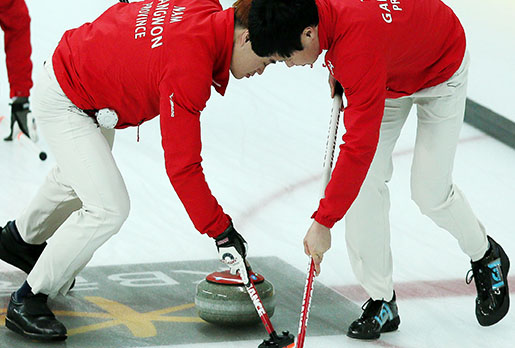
[195,270,276,326]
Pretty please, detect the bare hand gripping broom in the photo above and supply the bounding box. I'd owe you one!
[296,82,344,348]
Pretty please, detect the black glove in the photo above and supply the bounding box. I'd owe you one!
[4,97,30,141]
[215,224,249,284]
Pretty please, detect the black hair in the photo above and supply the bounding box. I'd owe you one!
[248,0,319,57]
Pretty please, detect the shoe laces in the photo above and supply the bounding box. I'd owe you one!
[465,268,476,285]
[361,298,383,318]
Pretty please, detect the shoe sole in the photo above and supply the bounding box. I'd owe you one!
[5,317,67,341]
[347,316,400,340]
[477,241,510,326]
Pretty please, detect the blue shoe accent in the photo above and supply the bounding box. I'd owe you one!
[488,259,505,289]
[374,303,394,327]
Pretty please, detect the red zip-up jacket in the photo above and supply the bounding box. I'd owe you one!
[53,0,234,237]
[312,0,466,228]
[0,0,32,98]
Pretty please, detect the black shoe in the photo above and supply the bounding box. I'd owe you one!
[467,236,510,326]
[0,221,46,274]
[5,292,67,341]
[347,292,400,340]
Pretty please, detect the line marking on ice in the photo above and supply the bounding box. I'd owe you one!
[237,133,488,228]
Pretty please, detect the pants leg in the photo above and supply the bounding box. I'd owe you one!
[17,127,115,245]
[345,97,413,300]
[410,52,488,261]
[23,60,129,298]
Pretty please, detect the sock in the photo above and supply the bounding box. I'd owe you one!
[473,241,492,263]
[14,281,33,302]
[483,241,492,258]
[8,221,32,246]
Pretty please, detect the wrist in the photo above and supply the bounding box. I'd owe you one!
[312,220,331,234]
[311,211,337,229]
[214,223,234,242]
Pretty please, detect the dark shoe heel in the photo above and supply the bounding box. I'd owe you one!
[381,315,400,333]
[0,221,46,273]
[0,241,33,273]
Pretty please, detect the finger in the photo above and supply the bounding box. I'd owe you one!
[328,75,335,98]
[312,253,323,276]
[314,261,321,276]
[303,239,310,256]
[312,252,323,263]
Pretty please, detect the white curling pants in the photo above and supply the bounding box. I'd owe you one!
[344,52,488,301]
[16,60,130,298]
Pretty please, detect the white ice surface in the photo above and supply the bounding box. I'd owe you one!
[0,0,514,347]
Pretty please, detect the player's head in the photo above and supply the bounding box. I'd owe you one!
[230,0,277,79]
[248,0,321,67]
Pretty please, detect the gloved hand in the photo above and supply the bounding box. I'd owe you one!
[4,97,30,141]
[215,224,249,284]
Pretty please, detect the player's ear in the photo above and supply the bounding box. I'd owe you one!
[236,28,250,48]
[242,29,250,44]
[301,25,319,49]
[304,27,312,38]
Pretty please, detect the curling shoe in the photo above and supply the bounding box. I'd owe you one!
[347,292,400,340]
[0,221,46,273]
[467,236,510,326]
[6,292,67,341]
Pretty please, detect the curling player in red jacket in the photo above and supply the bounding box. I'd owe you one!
[248,0,510,340]
[0,0,277,340]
